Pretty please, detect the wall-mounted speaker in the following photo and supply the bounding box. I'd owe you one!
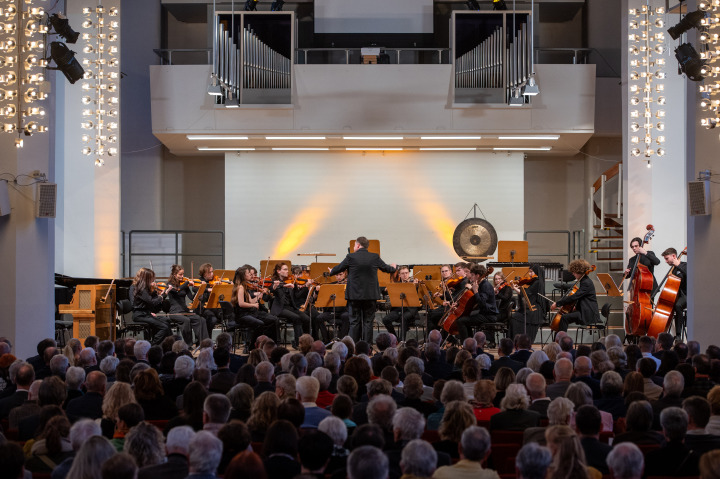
[36,182,57,218]
[688,180,711,216]
[0,180,10,216]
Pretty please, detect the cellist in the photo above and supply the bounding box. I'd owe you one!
[454,264,498,342]
[550,259,600,332]
[625,237,661,292]
[661,247,688,339]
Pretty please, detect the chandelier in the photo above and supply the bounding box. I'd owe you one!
[628,1,667,167]
[80,4,119,167]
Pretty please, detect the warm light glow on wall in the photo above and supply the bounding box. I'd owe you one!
[406,171,458,257]
[628,1,666,166]
[271,205,331,258]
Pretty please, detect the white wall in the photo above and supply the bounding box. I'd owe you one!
[225,151,524,267]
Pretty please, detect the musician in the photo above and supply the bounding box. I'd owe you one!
[426,265,460,332]
[454,264,499,341]
[166,265,209,345]
[231,265,279,343]
[315,270,350,339]
[509,265,549,342]
[197,263,222,334]
[551,259,600,332]
[131,267,172,346]
[381,266,420,340]
[291,269,329,342]
[661,248,688,339]
[269,262,311,349]
[327,236,397,343]
[493,272,514,322]
[625,237,660,292]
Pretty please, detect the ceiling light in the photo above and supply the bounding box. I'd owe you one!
[667,9,706,40]
[266,136,327,140]
[49,13,79,43]
[419,148,477,151]
[419,136,482,140]
[675,43,706,81]
[508,88,524,106]
[197,147,256,151]
[493,147,552,151]
[224,98,239,108]
[343,136,404,140]
[498,135,559,140]
[272,147,329,151]
[522,76,540,96]
[207,82,222,96]
[49,42,84,84]
[187,135,249,140]
[346,148,403,151]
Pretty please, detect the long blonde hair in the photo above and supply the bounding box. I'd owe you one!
[544,425,590,479]
[101,382,137,421]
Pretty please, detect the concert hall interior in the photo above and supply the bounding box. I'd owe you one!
[0,0,719,359]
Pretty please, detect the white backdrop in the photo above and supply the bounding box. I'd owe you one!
[225,151,524,268]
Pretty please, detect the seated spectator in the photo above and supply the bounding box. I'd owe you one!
[217,421,251,474]
[226,383,253,422]
[433,425,500,479]
[435,400,476,459]
[247,391,280,442]
[162,355,194,402]
[547,358,573,400]
[399,439,436,479]
[613,400,664,445]
[524,397,573,445]
[202,394,231,436]
[574,405,611,474]
[254,361,275,396]
[166,381,208,433]
[319,416,350,476]
[297,376,331,428]
[186,431,223,479]
[263,420,300,479]
[331,393,356,429]
[401,373,438,417]
[700,449,720,479]
[133,368,178,420]
[102,453,138,479]
[99,382,137,439]
[572,356,601,399]
[606,442,644,479]
[275,373,296,400]
[515,442,552,479]
[644,407,701,477]
[298,430,334,476]
[682,395,720,454]
[472,379,501,422]
[544,425,596,479]
[347,445,388,479]
[0,442,25,479]
[9,379,40,429]
[111,403,145,451]
[490,383,540,430]
[526,373,551,419]
[123,422,165,468]
[18,376,68,441]
[637,357,663,400]
[0,362,35,420]
[64,436,116,479]
[526,350,549,374]
[312,367,336,409]
[26,413,73,472]
[50,419,102,479]
[426,380,465,431]
[209,348,235,394]
[353,378,392,426]
[593,370,626,421]
[224,451,267,479]
[707,385,720,435]
[489,338,523,376]
[137,425,194,479]
[386,407,450,479]
[566,382,613,432]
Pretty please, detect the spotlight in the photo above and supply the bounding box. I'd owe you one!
[493,0,508,11]
[667,10,707,40]
[509,88,524,106]
[522,76,540,96]
[271,0,285,11]
[675,43,706,81]
[244,0,258,11]
[48,42,84,84]
[48,13,79,44]
[465,0,481,9]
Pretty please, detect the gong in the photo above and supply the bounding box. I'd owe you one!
[452,218,498,259]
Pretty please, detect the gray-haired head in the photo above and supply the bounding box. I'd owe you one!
[311,367,332,391]
[526,350,549,373]
[318,416,347,446]
[404,356,425,376]
[476,353,492,371]
[400,439,437,477]
[392,407,425,441]
[367,394,397,432]
[255,361,275,382]
[188,430,223,474]
[606,442,644,479]
[99,356,119,376]
[547,397,574,426]
[660,406,688,441]
[347,445,388,479]
[133,340,151,361]
[599,370,623,397]
[605,334,622,350]
[460,425,491,461]
[65,366,86,390]
[515,442,552,479]
[324,351,340,374]
[174,355,195,379]
[166,425,195,456]
[69,419,102,451]
[331,342,348,360]
[49,354,69,376]
[663,370,685,397]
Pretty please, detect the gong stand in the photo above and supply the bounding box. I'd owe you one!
[453,203,498,263]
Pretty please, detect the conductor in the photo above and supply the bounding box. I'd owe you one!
[327,237,397,343]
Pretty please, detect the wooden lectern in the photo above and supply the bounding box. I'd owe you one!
[59,284,116,343]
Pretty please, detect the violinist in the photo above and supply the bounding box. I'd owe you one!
[315,270,350,338]
[493,272,514,323]
[131,267,173,346]
[231,265,279,342]
[551,259,600,332]
[625,237,660,292]
[166,265,209,345]
[454,264,499,341]
[381,266,420,339]
[426,265,463,332]
[197,263,222,334]
[291,266,329,342]
[509,265,549,341]
[269,262,311,349]
[661,247,688,338]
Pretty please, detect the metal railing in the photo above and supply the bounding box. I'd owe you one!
[126,230,225,278]
[524,230,576,267]
[534,48,593,65]
[296,47,450,65]
[153,48,212,65]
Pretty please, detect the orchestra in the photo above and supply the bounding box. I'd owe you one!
[119,236,690,349]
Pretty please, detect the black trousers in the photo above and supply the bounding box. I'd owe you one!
[134,313,172,345]
[672,296,687,337]
[382,307,418,341]
[201,308,221,337]
[168,313,208,344]
[318,310,350,339]
[238,310,279,342]
[348,300,377,343]
[556,311,582,333]
[278,308,310,344]
[455,311,498,341]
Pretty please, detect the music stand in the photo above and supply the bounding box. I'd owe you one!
[316,284,347,341]
[205,284,233,309]
[349,239,380,255]
[310,262,340,284]
[597,273,622,297]
[498,241,529,263]
[190,283,207,310]
[386,283,422,342]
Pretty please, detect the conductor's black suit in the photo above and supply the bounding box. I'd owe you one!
[329,247,396,342]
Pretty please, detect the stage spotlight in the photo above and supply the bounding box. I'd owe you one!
[49,42,84,84]
[244,0,258,11]
[675,42,706,81]
[48,13,79,44]
[667,9,707,40]
[493,0,508,10]
[509,88,524,106]
[522,76,540,96]
[466,0,481,10]
[271,0,285,11]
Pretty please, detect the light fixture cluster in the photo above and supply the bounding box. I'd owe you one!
[695,1,720,128]
[0,0,49,147]
[628,2,667,165]
[80,4,119,167]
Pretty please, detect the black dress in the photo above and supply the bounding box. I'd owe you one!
[511,276,549,342]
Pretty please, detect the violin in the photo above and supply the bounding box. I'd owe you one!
[439,266,493,334]
[515,269,538,286]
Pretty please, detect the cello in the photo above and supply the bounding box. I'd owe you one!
[550,264,597,331]
[646,247,687,338]
[439,266,493,335]
[624,226,656,337]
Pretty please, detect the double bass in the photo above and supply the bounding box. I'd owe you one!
[624,226,656,337]
[646,247,687,337]
[550,264,597,331]
[439,266,493,335]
